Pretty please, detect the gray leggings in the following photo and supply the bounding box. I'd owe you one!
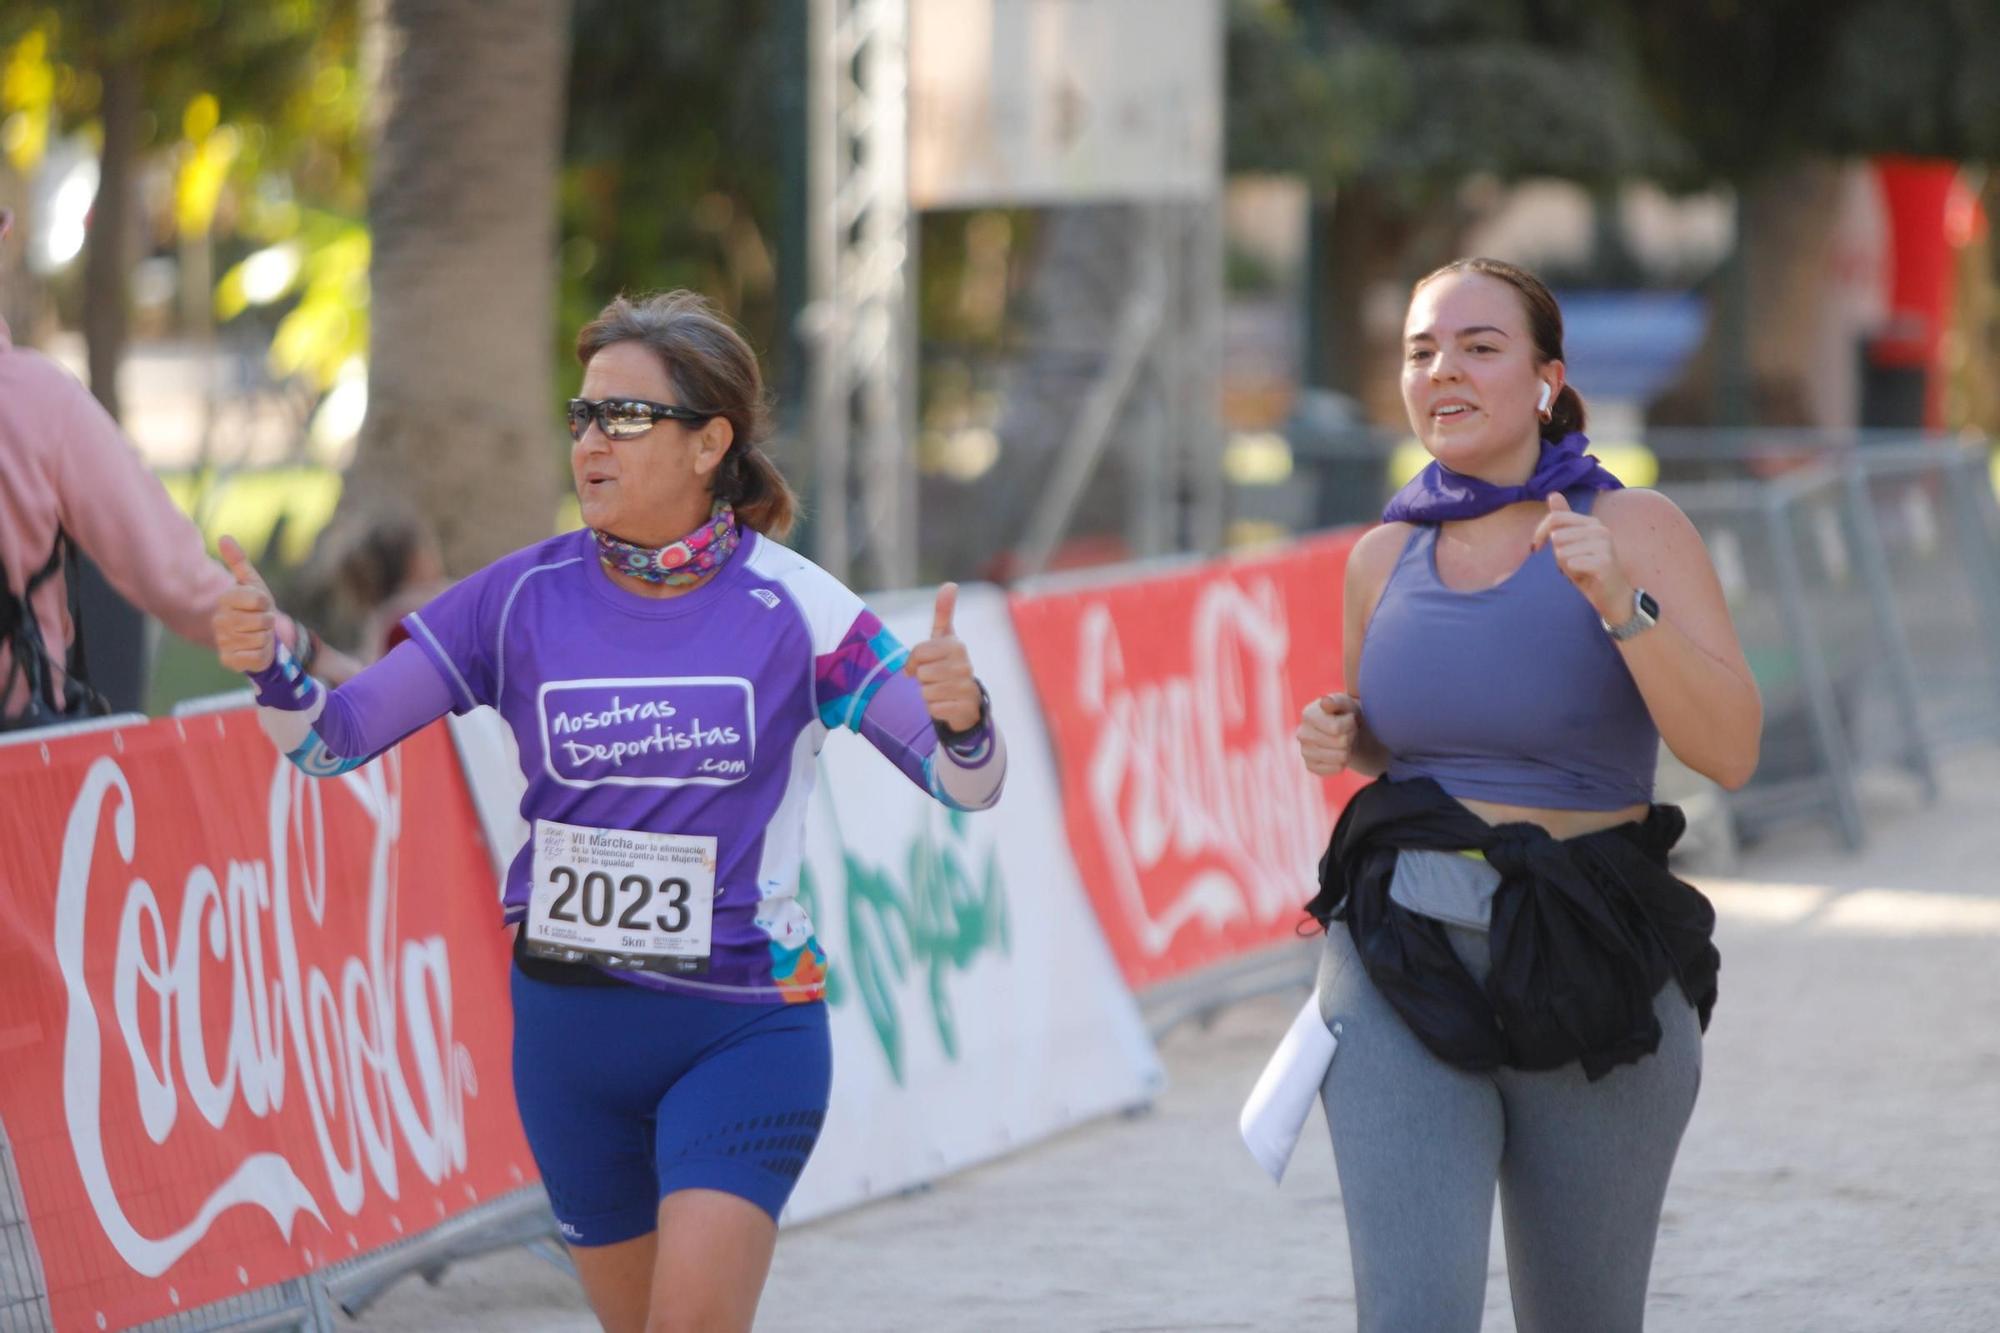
[1316,921,1702,1333]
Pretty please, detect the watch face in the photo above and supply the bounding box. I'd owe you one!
[1638,590,1660,620]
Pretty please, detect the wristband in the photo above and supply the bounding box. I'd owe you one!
[933,680,991,747]
[291,619,320,673]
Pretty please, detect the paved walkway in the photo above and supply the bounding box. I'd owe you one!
[362,750,2000,1332]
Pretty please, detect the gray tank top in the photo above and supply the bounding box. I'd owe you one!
[1357,487,1659,812]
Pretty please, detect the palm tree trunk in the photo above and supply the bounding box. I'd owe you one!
[340,0,573,575]
[81,6,141,422]
[73,7,148,710]
[1650,159,1852,429]
[1303,182,1417,426]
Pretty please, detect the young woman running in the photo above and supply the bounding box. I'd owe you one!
[1294,258,1759,1332]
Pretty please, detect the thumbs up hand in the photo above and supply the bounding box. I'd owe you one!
[904,582,983,733]
[1531,492,1631,621]
[213,535,280,673]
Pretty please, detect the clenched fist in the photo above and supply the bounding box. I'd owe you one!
[1297,692,1360,777]
[1531,492,1633,623]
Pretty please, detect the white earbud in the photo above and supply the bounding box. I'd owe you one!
[1537,382,1553,414]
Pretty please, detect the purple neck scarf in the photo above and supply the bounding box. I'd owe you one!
[1381,432,1622,524]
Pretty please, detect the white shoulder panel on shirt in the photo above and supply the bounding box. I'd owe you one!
[743,533,865,656]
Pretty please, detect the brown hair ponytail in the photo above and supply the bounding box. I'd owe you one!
[716,446,794,537]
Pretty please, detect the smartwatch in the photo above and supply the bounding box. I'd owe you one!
[1603,588,1660,642]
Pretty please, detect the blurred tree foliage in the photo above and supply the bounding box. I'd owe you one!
[558,0,801,403]
[1623,0,2000,426]
[1228,0,2000,422]
[0,1,367,711]
[0,1,364,417]
[0,1,362,167]
[1229,0,1682,195]
[1226,0,1683,410]
[1628,0,2000,173]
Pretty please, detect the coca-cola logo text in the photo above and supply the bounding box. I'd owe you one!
[1076,575,1334,957]
[53,751,476,1277]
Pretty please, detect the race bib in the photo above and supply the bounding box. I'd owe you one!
[524,819,717,975]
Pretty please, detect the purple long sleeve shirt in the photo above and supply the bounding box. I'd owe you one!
[249,528,1003,1003]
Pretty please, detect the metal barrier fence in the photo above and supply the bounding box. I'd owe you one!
[126,1187,566,1333]
[0,1161,564,1333]
[1,1117,52,1333]
[1846,446,2000,755]
[1139,939,1320,1040]
[1669,474,1871,848]
[1672,442,2000,848]
[320,1190,570,1323]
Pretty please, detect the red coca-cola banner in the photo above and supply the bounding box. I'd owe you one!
[0,713,537,1333]
[1009,530,1369,989]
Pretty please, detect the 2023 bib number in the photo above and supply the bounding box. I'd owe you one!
[526,820,716,975]
[542,866,693,934]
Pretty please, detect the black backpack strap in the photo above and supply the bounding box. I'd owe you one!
[0,525,110,729]
[53,528,108,716]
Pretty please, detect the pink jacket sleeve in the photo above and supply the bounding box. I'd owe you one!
[49,366,235,647]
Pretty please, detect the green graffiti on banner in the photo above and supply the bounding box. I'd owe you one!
[796,808,1008,1085]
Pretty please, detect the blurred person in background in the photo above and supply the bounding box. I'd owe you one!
[0,206,355,732]
[214,289,1007,1333]
[328,506,450,661]
[1293,257,1760,1332]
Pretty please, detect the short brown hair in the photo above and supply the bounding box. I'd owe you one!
[574,290,799,538]
[1413,258,1587,443]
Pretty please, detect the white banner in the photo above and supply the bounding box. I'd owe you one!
[444,584,1161,1224]
[784,583,1161,1223]
[447,707,529,891]
[909,0,1222,208]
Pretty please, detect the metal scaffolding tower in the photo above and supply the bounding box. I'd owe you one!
[804,0,916,589]
[805,0,1223,588]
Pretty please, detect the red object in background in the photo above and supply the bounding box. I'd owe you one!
[0,715,535,1332]
[1871,158,1958,371]
[1871,158,1981,429]
[1008,529,1367,989]
[1942,174,1988,251]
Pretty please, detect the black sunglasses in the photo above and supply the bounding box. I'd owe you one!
[566,396,714,441]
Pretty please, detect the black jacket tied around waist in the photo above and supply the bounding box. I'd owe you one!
[1307,777,1719,1081]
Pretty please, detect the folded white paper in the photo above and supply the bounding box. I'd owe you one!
[1238,996,1339,1184]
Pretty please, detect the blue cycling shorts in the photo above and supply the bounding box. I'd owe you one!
[509,964,833,1246]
